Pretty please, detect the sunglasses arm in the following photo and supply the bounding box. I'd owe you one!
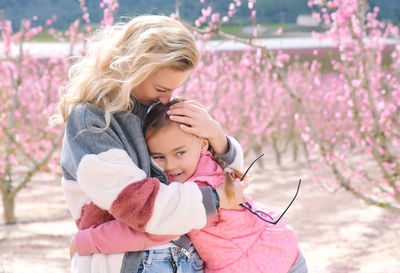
[270,179,302,224]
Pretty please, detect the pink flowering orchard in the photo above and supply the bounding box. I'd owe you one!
[0,0,399,224]
[0,0,119,224]
[0,18,65,224]
[304,0,400,211]
[177,0,400,212]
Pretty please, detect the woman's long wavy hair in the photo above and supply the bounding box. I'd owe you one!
[143,98,246,200]
[52,15,199,127]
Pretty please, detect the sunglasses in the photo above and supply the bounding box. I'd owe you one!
[239,154,302,225]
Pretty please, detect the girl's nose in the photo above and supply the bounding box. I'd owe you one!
[164,159,176,172]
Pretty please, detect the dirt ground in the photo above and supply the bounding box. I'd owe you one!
[1,152,399,273]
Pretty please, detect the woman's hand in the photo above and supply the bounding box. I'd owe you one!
[69,233,77,258]
[167,100,228,155]
[215,179,248,210]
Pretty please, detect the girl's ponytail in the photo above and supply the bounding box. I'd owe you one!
[213,152,246,201]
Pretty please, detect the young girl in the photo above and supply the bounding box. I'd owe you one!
[55,15,246,273]
[72,99,308,273]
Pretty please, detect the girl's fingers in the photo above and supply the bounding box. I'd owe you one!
[239,180,249,189]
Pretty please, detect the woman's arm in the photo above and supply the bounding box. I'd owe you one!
[68,136,244,257]
[62,104,211,236]
[219,136,244,172]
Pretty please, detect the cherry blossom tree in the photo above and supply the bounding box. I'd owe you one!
[0,0,119,224]
[175,0,400,212]
[0,17,64,224]
[1,0,399,226]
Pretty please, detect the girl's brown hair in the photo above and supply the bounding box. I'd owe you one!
[143,98,245,200]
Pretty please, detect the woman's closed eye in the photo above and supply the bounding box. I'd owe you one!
[156,88,167,93]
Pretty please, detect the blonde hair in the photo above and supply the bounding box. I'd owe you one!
[52,15,199,126]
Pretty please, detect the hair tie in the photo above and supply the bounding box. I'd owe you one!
[224,167,231,173]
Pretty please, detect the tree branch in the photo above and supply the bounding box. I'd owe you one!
[11,134,63,198]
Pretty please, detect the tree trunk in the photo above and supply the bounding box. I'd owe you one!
[2,191,17,224]
[272,137,282,166]
[292,141,298,162]
[302,141,310,162]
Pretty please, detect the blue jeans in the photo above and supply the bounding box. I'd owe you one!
[137,246,205,273]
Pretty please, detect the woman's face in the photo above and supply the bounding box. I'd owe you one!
[131,67,190,106]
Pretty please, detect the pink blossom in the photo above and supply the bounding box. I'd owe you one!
[252,27,257,37]
[82,13,90,22]
[211,13,220,23]
[351,79,361,88]
[23,20,31,30]
[201,6,212,17]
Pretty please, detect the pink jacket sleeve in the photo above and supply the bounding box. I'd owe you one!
[75,219,179,255]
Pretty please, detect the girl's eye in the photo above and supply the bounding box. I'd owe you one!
[152,155,164,160]
[177,151,185,156]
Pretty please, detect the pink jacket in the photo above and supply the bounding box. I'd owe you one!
[76,152,299,273]
[187,152,299,273]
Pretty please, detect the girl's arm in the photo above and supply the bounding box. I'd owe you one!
[74,220,178,255]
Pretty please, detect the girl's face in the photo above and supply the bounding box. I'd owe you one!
[146,122,209,182]
[131,67,190,106]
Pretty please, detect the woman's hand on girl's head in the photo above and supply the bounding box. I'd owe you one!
[215,179,248,210]
[167,100,228,155]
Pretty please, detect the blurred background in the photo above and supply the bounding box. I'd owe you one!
[0,0,399,272]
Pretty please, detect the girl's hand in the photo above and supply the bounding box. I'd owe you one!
[215,179,248,210]
[167,100,228,155]
[69,234,77,258]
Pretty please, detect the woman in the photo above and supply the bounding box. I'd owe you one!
[54,15,246,272]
